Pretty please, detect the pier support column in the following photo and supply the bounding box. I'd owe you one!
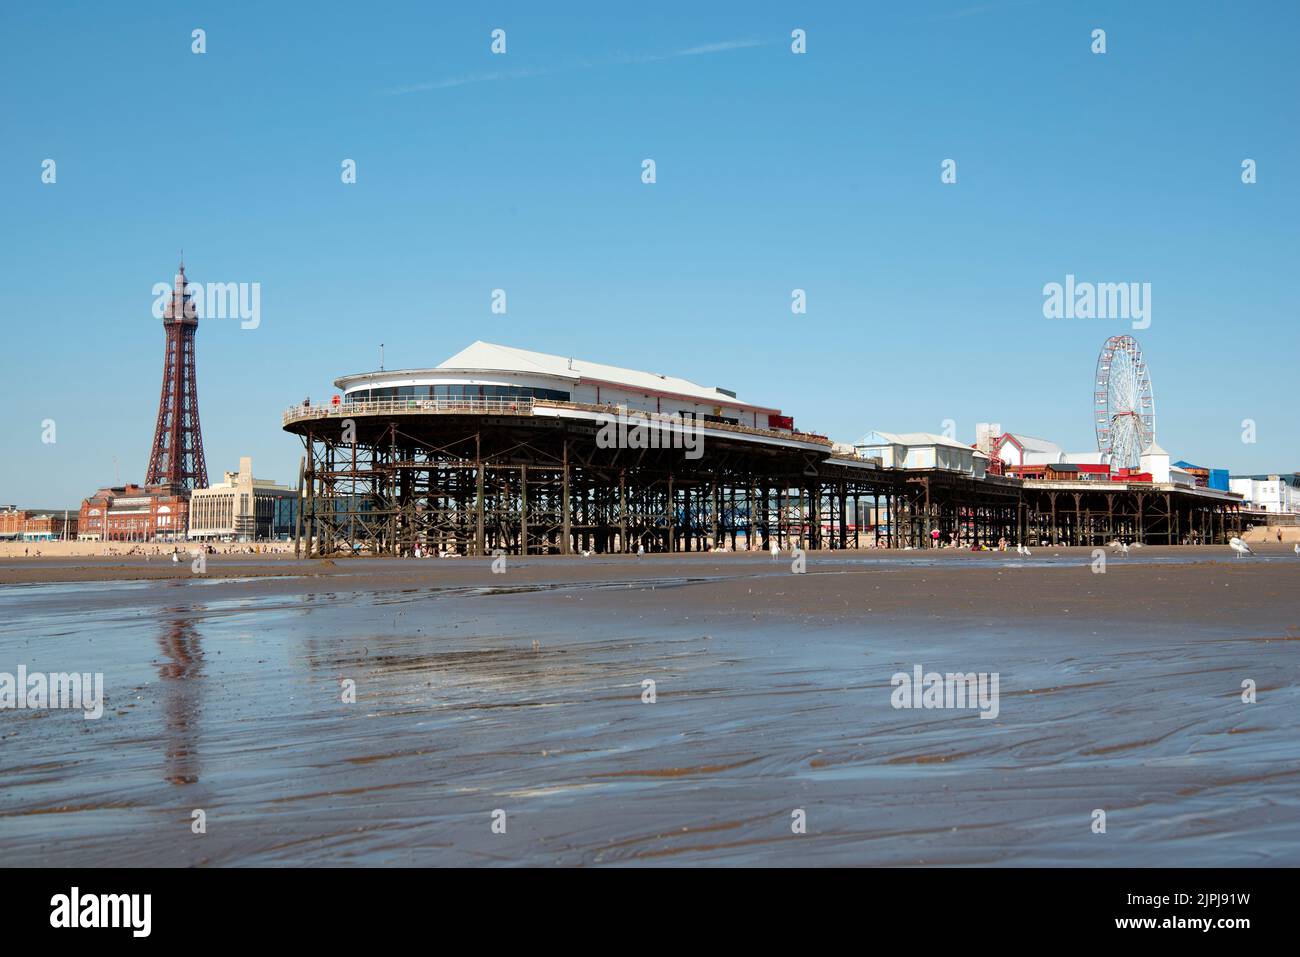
[839,485,848,550]
[810,482,821,550]
[748,481,757,550]
[561,441,571,555]
[666,473,675,553]
[474,435,485,557]
[923,479,931,548]
[618,470,626,553]
[520,465,529,555]
[710,478,719,550]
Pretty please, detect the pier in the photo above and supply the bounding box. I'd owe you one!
[282,397,1244,556]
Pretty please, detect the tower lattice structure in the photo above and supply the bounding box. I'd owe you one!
[145,262,209,491]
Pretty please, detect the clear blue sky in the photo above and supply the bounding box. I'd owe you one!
[2,1,1295,507]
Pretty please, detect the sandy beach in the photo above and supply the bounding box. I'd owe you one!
[2,547,1298,866]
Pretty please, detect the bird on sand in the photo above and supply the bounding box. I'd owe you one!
[1229,537,1253,558]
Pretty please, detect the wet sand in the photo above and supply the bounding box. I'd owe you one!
[2,547,1298,866]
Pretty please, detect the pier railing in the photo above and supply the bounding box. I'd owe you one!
[283,396,535,426]
[283,396,832,447]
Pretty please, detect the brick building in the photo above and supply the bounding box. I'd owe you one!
[77,485,189,542]
[0,506,78,541]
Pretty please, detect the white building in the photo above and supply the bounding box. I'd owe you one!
[992,433,1063,469]
[332,340,793,433]
[1229,474,1300,514]
[1138,442,1194,485]
[189,457,298,540]
[855,431,989,478]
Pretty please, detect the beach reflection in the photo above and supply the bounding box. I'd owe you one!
[156,609,204,786]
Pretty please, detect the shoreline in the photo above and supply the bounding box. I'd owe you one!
[2,543,1296,587]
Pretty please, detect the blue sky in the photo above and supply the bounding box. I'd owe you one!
[2,1,1296,507]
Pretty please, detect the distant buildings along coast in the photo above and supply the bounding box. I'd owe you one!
[31,265,1295,549]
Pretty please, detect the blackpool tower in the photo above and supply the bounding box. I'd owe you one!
[145,261,209,491]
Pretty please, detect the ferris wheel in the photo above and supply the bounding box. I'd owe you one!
[1094,335,1155,470]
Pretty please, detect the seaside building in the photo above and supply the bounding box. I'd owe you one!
[1132,443,1194,487]
[1228,474,1300,514]
[0,506,77,541]
[1173,461,1231,491]
[854,431,989,478]
[77,485,189,542]
[991,433,1064,471]
[286,340,898,555]
[333,340,794,431]
[188,457,298,541]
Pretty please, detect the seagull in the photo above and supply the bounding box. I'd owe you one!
[1229,537,1253,558]
[770,542,780,560]
[580,549,592,557]
[1294,543,1299,555]
[1119,542,1130,556]
[637,543,645,557]
[1133,542,1144,549]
